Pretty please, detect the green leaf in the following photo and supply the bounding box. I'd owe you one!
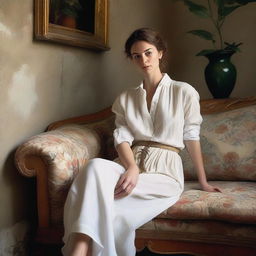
[187,30,215,42]
[183,0,209,18]
[214,0,224,8]
[224,0,256,5]
[196,49,217,56]
[224,41,243,52]
[215,0,224,21]
[220,5,241,17]
[224,0,239,4]
[61,8,79,18]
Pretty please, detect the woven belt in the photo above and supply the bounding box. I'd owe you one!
[132,141,180,154]
[132,141,180,173]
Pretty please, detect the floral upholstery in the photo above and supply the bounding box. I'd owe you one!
[15,116,116,225]
[83,115,117,160]
[15,125,101,225]
[158,181,256,224]
[181,105,256,181]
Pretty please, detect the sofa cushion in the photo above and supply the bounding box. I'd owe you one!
[181,105,256,181]
[158,181,256,224]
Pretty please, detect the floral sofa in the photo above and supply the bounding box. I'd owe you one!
[15,97,256,256]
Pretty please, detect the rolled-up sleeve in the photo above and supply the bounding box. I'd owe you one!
[112,95,134,147]
[183,87,203,141]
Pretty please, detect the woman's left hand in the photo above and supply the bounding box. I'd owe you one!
[201,182,222,192]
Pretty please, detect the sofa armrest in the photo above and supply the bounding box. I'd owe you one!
[15,125,101,227]
[15,125,101,178]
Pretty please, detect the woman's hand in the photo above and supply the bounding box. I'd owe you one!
[114,164,140,199]
[201,182,222,193]
[184,141,222,193]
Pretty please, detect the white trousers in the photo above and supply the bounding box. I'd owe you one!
[62,158,183,256]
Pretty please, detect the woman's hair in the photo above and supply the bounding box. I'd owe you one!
[125,27,167,69]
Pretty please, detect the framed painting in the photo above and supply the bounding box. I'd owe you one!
[34,0,109,51]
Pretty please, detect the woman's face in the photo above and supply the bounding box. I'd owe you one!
[130,41,163,75]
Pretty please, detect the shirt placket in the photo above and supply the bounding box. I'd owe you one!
[137,84,163,172]
[140,89,154,133]
[149,83,162,125]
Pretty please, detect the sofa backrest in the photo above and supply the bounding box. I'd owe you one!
[181,105,256,181]
[78,114,117,159]
[76,104,256,181]
[78,104,256,181]
[49,100,256,182]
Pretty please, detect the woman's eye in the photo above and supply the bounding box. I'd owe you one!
[133,55,140,60]
[145,51,152,56]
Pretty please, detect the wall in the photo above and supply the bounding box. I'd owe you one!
[162,0,256,98]
[0,0,167,254]
[0,0,255,254]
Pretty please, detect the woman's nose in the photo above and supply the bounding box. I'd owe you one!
[141,54,148,64]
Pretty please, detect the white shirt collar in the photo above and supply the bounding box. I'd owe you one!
[137,73,172,91]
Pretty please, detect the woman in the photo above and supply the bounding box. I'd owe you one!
[62,28,221,256]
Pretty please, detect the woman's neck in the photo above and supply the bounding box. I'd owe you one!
[143,69,163,91]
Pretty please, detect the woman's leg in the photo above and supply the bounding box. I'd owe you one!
[62,158,125,256]
[67,233,91,256]
[63,159,183,256]
[113,173,183,256]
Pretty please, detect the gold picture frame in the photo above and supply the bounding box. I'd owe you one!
[34,0,109,51]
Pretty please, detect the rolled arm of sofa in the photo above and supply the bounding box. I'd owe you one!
[15,125,101,179]
[15,124,101,227]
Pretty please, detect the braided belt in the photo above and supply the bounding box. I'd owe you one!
[131,141,180,173]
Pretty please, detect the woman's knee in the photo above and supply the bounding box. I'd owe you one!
[87,158,124,175]
[87,158,105,168]
[83,158,113,180]
[86,158,108,174]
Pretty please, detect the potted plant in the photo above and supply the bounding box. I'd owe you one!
[49,0,61,24]
[176,0,256,98]
[49,0,83,28]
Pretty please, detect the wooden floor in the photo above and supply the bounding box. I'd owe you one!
[29,244,193,256]
[137,248,193,256]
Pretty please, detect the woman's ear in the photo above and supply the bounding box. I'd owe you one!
[159,50,163,60]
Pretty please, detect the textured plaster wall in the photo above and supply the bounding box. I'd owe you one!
[0,0,167,253]
[162,0,256,98]
[0,0,255,254]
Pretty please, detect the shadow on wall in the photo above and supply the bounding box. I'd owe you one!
[1,150,37,255]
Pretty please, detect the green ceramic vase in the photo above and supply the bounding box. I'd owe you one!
[204,50,236,98]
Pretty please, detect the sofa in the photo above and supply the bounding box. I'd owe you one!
[15,97,256,256]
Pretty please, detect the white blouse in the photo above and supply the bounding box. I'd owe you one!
[111,73,203,185]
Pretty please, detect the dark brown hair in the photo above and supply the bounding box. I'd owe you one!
[125,28,167,69]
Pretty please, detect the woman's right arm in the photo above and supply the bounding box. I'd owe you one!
[116,141,137,170]
[114,142,140,199]
[112,94,140,199]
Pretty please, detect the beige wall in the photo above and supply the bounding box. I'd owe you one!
[0,0,255,253]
